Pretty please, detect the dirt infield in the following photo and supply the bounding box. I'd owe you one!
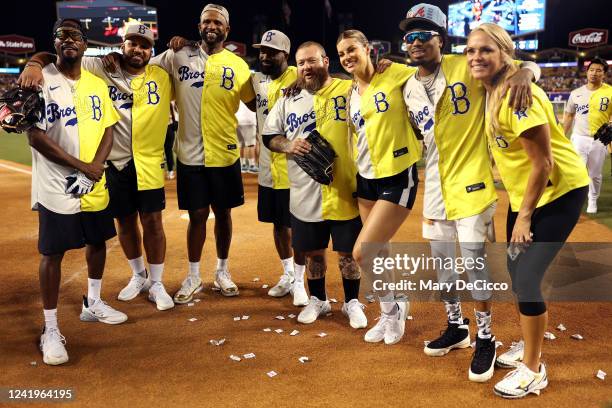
[1,159,611,408]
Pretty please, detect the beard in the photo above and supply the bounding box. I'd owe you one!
[297,66,329,93]
[123,53,149,69]
[260,61,281,77]
[200,29,225,47]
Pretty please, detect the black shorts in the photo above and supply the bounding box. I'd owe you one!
[356,164,419,209]
[176,159,244,211]
[258,185,290,227]
[37,204,116,256]
[106,160,165,218]
[291,215,362,253]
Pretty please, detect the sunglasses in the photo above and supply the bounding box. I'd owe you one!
[403,31,439,45]
[53,29,86,42]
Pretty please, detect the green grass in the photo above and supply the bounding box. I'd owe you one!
[0,129,31,165]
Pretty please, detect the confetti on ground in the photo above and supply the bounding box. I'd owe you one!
[275,329,284,334]
[262,284,269,289]
[557,323,567,331]
[209,338,226,346]
[242,315,250,320]
[243,353,256,359]
[288,314,296,318]
[233,317,241,321]
[252,277,260,282]
[290,330,300,336]
[325,312,332,317]
[495,341,503,348]
[229,355,241,362]
[544,332,556,340]
[194,299,201,303]
[188,318,198,322]
[187,302,195,307]
[267,371,277,378]
[424,340,430,346]
[30,361,37,366]
[275,315,285,320]
[212,287,221,291]
[317,332,328,338]
[263,328,272,332]
[329,298,338,303]
[571,334,584,340]
[406,315,413,320]
[596,370,606,380]
[298,356,310,363]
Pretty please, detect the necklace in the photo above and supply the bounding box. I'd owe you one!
[415,57,442,103]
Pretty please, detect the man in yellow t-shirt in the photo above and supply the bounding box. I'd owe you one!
[21,24,175,312]
[25,19,126,366]
[151,4,256,301]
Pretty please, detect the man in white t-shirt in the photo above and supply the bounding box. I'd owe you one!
[563,58,611,213]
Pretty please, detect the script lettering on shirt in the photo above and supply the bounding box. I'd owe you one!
[286,110,316,133]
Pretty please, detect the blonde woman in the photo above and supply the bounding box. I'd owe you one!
[466,23,589,398]
[336,30,420,345]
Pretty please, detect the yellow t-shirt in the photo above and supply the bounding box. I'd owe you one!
[588,83,612,136]
[200,49,256,167]
[490,84,589,211]
[130,65,173,190]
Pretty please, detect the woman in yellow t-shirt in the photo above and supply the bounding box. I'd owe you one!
[336,29,420,346]
[466,23,589,399]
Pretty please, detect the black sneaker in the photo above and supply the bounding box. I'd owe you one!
[424,318,471,356]
[469,336,497,382]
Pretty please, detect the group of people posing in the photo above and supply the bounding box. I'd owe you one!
[17,2,610,400]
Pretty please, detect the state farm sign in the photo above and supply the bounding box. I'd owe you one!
[0,34,36,54]
[569,28,608,49]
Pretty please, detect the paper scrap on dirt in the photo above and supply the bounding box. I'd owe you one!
[329,298,338,303]
[263,328,272,332]
[571,334,584,340]
[556,323,567,331]
[406,315,413,320]
[188,318,198,322]
[288,314,296,318]
[596,370,606,380]
[275,315,285,320]
[242,315,250,320]
[262,284,269,289]
[229,355,241,362]
[233,316,241,321]
[252,277,260,282]
[244,353,256,359]
[275,329,284,334]
[544,332,556,340]
[209,338,226,346]
[325,312,332,317]
[267,371,277,378]
[317,332,328,338]
[187,302,195,307]
[290,330,299,336]
[298,356,310,363]
[194,299,201,303]
[30,361,37,366]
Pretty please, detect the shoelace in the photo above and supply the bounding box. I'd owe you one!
[502,363,531,382]
[216,270,233,283]
[47,328,67,345]
[347,301,365,315]
[373,313,390,329]
[507,340,524,355]
[91,300,115,317]
[180,277,198,293]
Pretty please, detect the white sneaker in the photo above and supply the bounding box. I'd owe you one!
[297,296,331,324]
[148,282,175,311]
[248,164,259,174]
[214,269,239,296]
[40,327,68,366]
[173,275,203,304]
[342,299,368,329]
[494,362,548,399]
[496,340,524,368]
[166,170,175,180]
[586,201,597,214]
[80,297,128,325]
[117,273,151,301]
[384,301,407,345]
[292,281,309,306]
[268,274,293,297]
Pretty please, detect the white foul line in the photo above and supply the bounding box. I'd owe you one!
[0,162,32,175]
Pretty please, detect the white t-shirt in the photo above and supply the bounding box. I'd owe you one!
[565,85,593,137]
[236,100,256,127]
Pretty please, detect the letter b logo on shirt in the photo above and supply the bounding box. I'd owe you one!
[332,96,347,121]
[448,82,470,115]
[146,81,160,105]
[221,67,235,90]
[90,95,102,121]
[373,92,389,113]
[600,97,610,112]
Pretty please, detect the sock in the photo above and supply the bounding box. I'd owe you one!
[280,257,294,277]
[128,256,146,277]
[149,263,164,283]
[342,277,360,303]
[216,258,228,272]
[307,277,326,300]
[240,157,246,167]
[189,261,200,279]
[445,301,463,325]
[87,278,102,303]
[43,309,58,331]
[475,309,492,339]
[380,301,398,314]
[294,263,305,283]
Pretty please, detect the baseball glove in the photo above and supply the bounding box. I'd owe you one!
[293,130,337,185]
[0,87,45,133]
[65,171,95,197]
[594,122,612,146]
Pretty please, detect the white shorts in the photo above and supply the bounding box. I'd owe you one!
[422,203,497,243]
[237,124,257,147]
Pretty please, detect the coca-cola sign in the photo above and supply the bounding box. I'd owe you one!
[569,28,608,49]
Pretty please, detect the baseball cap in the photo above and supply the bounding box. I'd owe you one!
[124,23,155,46]
[253,30,290,54]
[201,4,229,25]
[52,18,87,37]
[399,3,447,33]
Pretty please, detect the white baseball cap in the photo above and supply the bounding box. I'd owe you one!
[252,30,290,54]
[201,4,229,25]
[399,3,447,33]
[124,23,155,46]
